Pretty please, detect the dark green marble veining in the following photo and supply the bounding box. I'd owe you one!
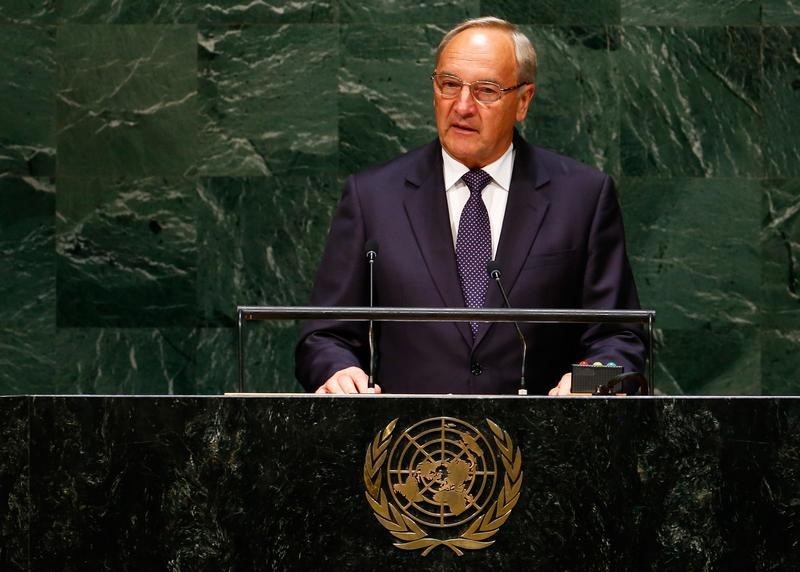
[338,24,439,177]
[654,326,760,395]
[0,26,56,176]
[481,0,621,24]
[198,25,339,177]
[56,177,197,327]
[193,0,336,23]
[56,0,190,23]
[762,178,800,328]
[0,177,55,327]
[55,1,335,24]
[763,27,800,177]
[196,325,304,394]
[56,24,198,177]
[196,176,336,323]
[621,177,760,330]
[0,326,57,395]
[52,328,197,394]
[521,26,620,174]
[339,0,479,23]
[762,0,800,23]
[619,26,763,177]
[195,174,336,393]
[621,0,761,25]
[762,329,800,395]
[0,177,56,395]
[0,1,56,24]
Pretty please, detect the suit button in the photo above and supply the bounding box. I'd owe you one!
[471,362,483,376]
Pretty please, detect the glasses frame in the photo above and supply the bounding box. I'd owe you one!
[431,71,530,104]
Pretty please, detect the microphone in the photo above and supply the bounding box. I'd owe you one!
[486,261,528,395]
[365,240,379,393]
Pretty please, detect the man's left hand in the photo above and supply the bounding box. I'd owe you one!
[548,372,572,396]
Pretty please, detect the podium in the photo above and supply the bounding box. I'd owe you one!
[1,394,798,570]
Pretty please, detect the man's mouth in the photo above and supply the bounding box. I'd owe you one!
[451,123,478,134]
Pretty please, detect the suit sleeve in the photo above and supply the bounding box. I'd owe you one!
[578,174,648,378]
[294,176,370,391]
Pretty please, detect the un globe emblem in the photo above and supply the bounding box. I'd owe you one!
[387,417,497,528]
[364,417,523,556]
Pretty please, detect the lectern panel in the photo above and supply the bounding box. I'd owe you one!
[1,396,798,570]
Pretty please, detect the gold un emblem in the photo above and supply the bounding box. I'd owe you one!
[363,417,523,556]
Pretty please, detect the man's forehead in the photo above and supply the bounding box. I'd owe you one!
[442,27,514,54]
[437,28,516,74]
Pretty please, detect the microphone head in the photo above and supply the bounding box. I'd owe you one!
[486,260,501,279]
[365,239,379,258]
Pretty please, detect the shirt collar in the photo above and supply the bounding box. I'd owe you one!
[442,143,515,191]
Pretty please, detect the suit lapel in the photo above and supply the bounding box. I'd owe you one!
[404,143,473,347]
[475,134,551,348]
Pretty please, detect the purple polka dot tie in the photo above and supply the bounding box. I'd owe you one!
[457,169,492,341]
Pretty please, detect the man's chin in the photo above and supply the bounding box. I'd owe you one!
[443,140,481,164]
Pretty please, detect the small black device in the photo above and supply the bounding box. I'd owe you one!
[571,363,624,394]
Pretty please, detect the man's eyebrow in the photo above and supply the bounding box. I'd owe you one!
[439,71,503,84]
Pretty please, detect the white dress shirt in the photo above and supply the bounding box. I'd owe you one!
[442,144,514,258]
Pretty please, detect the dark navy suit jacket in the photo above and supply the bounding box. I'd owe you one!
[295,133,646,394]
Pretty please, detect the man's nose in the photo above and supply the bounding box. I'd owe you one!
[453,84,477,115]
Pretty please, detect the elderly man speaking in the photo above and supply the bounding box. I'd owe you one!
[295,17,646,395]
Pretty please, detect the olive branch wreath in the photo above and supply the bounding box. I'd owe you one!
[363,418,523,556]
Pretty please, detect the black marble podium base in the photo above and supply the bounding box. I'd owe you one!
[1,395,799,570]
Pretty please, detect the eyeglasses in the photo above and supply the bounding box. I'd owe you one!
[431,72,530,104]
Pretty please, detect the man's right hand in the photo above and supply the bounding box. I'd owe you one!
[315,366,382,394]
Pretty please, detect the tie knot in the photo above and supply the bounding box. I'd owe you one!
[462,169,492,195]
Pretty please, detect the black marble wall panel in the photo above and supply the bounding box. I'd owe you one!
[2,395,799,570]
[1,2,799,395]
[0,397,28,572]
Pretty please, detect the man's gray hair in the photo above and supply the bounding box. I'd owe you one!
[435,17,538,84]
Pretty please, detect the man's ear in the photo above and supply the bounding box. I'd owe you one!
[515,84,535,122]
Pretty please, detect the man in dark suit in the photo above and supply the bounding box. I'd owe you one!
[295,17,646,395]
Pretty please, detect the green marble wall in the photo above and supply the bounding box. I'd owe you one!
[1,1,798,395]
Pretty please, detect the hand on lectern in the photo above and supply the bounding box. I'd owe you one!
[315,366,382,394]
[548,372,572,396]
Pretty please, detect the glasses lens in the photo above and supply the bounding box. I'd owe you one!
[472,82,502,103]
[432,74,504,102]
[435,75,462,97]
